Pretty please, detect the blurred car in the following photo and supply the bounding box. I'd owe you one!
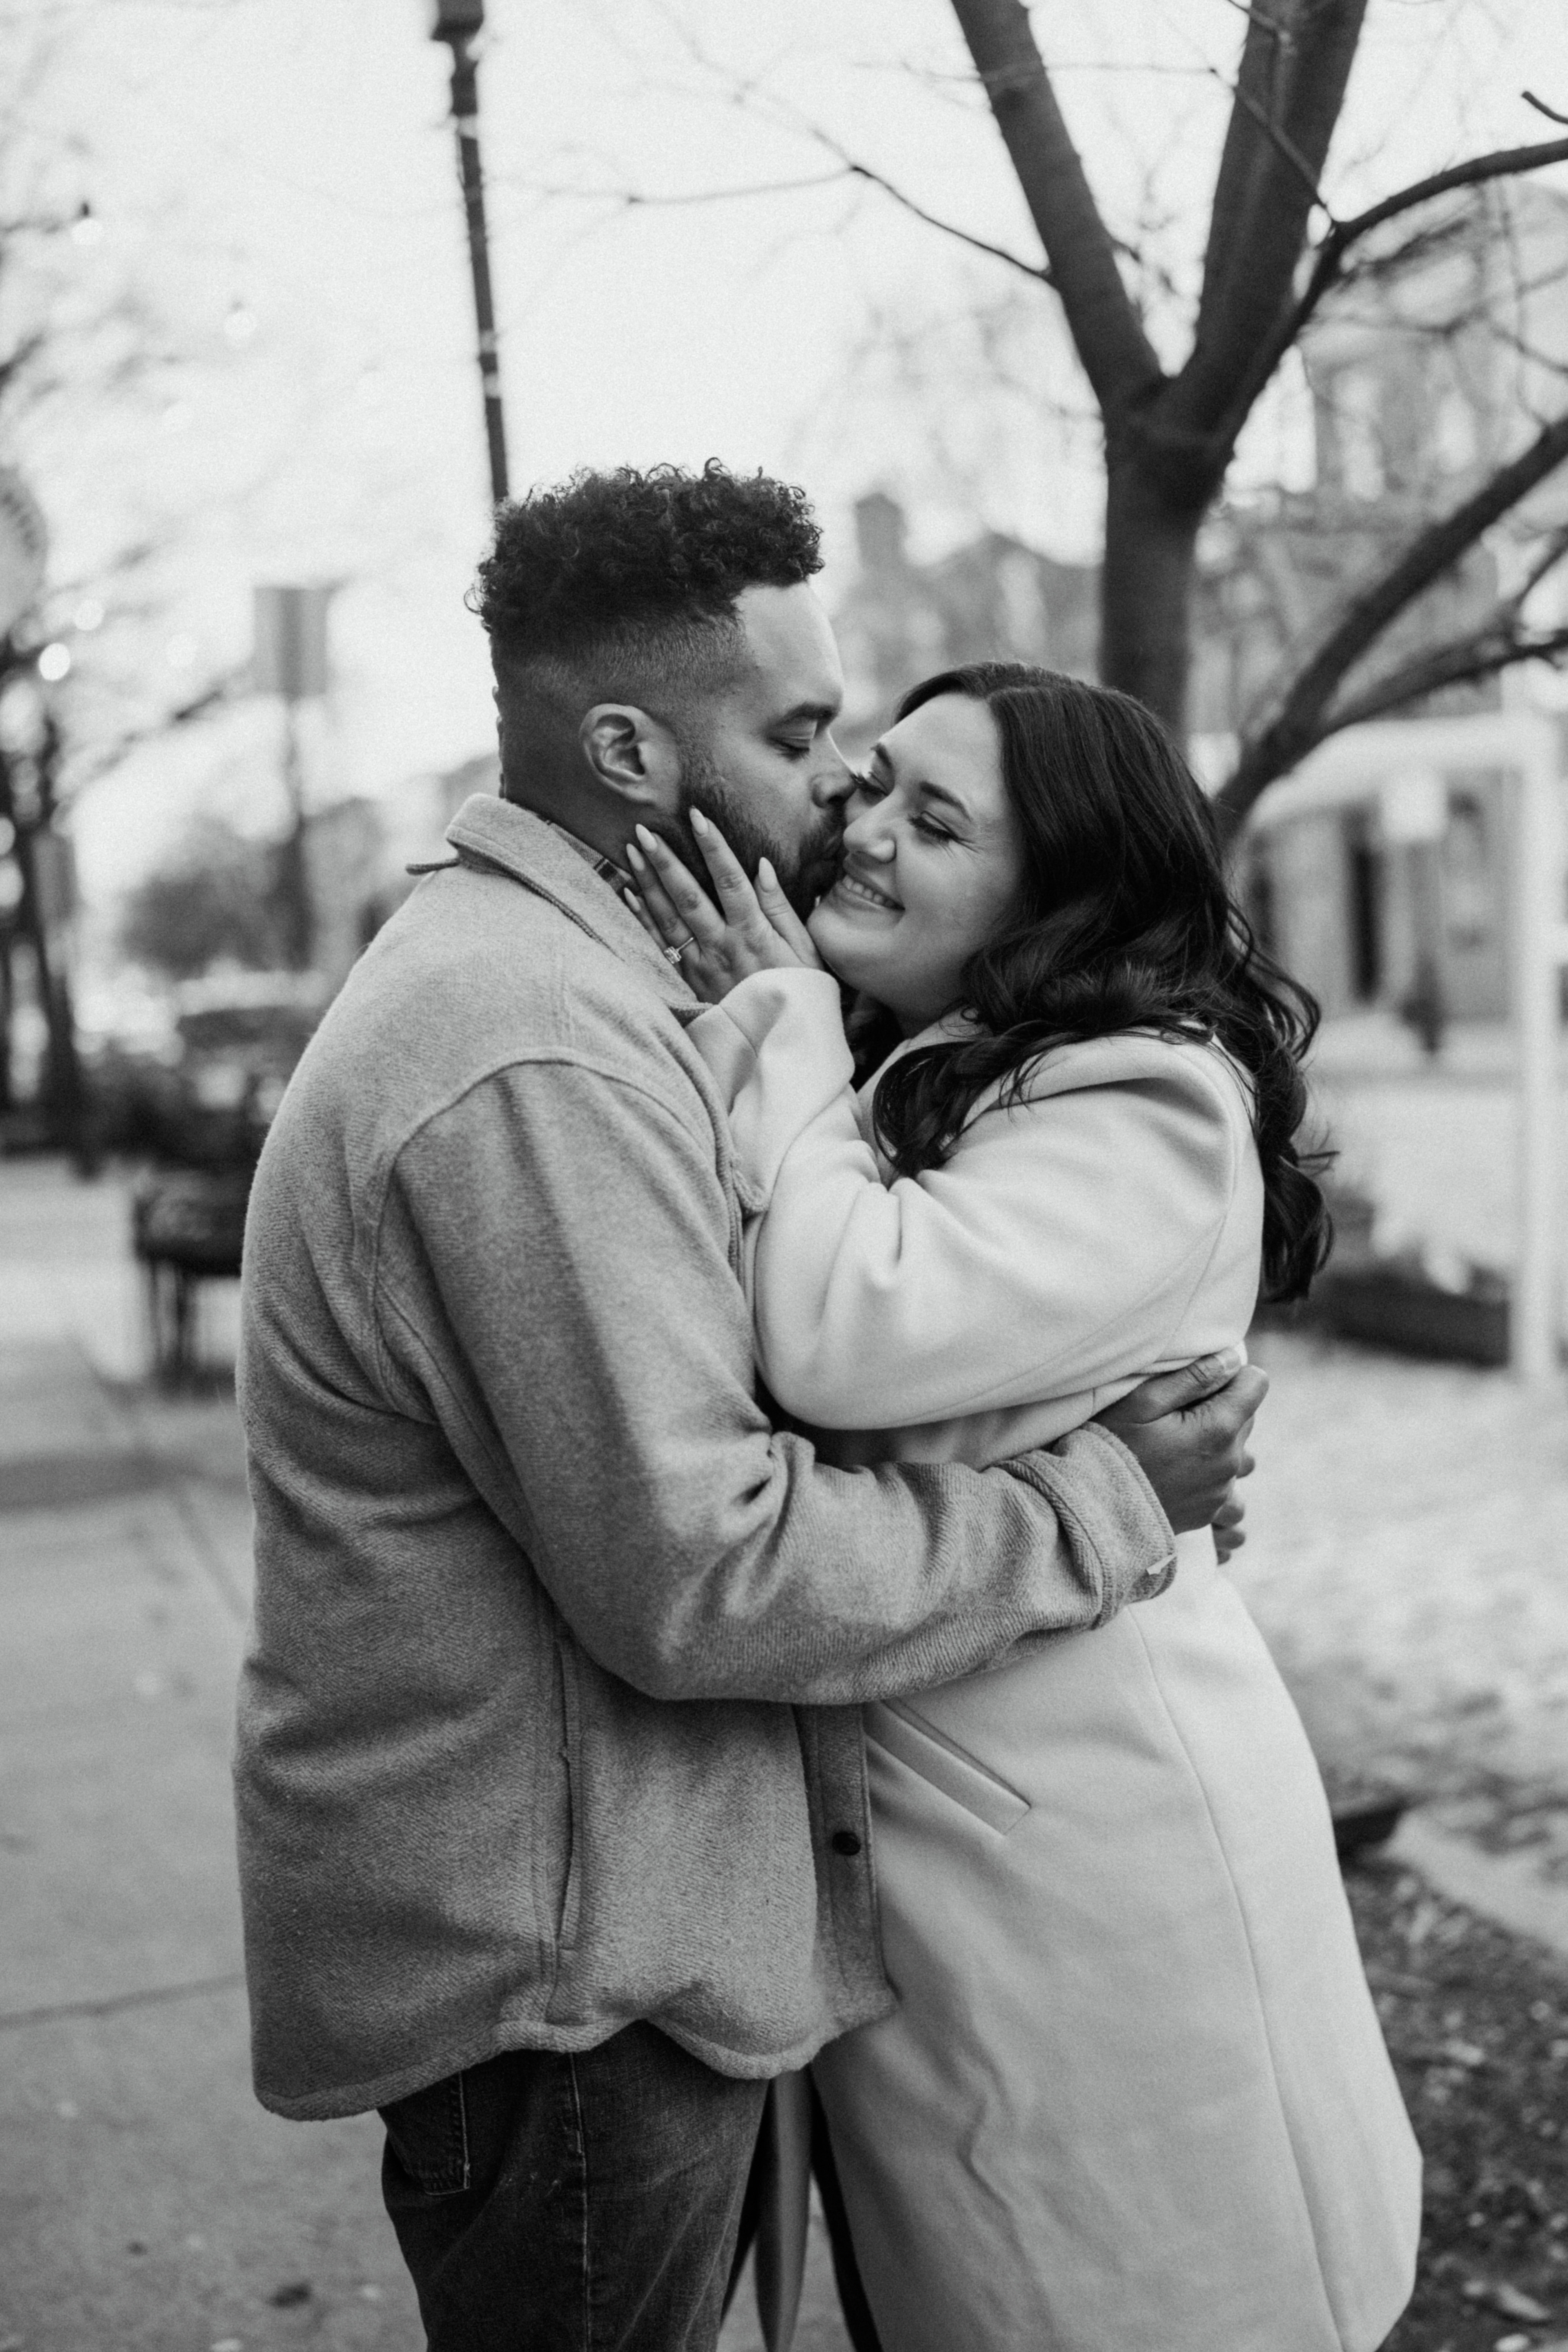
[85,969,327,1171]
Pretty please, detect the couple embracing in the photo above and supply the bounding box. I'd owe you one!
[234,463,1419,2352]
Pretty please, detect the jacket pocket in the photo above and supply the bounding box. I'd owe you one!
[865,1699,1031,1836]
[553,1637,583,1953]
[379,2069,470,2195]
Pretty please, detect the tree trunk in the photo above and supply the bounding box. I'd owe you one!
[1099,461,1204,737]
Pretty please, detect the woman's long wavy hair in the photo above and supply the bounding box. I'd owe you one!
[864,664,1332,1303]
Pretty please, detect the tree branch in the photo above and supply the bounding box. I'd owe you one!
[1207,58,1335,223]
[1214,404,1568,826]
[1314,615,1568,737]
[1183,0,1365,439]
[799,127,1053,283]
[949,0,1162,421]
[533,167,857,209]
[60,675,239,802]
[515,145,1053,287]
[1211,133,1568,451]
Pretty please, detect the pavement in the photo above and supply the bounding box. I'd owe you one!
[5,1143,1568,2352]
[0,1163,422,2352]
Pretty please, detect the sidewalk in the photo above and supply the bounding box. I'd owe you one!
[0,1158,846,2352]
[0,1162,421,2352]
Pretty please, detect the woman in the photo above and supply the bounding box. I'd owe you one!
[624,666,1420,2352]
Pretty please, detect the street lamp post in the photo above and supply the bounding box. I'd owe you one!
[431,0,509,507]
[253,584,334,972]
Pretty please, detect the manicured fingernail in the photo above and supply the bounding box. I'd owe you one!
[1213,1344,1245,1375]
[690,809,710,835]
[759,857,776,886]
[623,887,642,908]
[635,823,657,848]
[626,842,646,867]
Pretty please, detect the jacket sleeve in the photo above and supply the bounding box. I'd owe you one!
[372,1051,1174,1708]
[696,975,1247,1430]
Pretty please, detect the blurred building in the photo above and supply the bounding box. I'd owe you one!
[299,751,502,991]
[832,491,1098,757]
[301,796,388,993]
[1223,183,1568,1028]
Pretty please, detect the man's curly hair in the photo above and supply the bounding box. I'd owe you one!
[470,461,822,701]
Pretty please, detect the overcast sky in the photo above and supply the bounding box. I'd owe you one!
[11,0,1566,910]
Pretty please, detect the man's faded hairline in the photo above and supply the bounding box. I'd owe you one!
[492,608,754,729]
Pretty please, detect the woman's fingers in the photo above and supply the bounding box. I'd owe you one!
[622,886,671,949]
[623,850,694,950]
[755,859,824,968]
[628,828,722,942]
[688,811,773,934]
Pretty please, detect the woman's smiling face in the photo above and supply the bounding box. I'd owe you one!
[808,692,1026,1032]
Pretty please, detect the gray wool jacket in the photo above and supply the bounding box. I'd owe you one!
[233,793,1176,2122]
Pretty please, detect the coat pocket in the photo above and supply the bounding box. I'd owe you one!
[865,1699,1031,1835]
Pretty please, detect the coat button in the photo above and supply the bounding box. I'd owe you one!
[830,1830,862,1857]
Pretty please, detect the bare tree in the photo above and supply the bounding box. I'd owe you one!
[546,4,1568,833]
[944,0,1568,828]
[0,5,243,1141]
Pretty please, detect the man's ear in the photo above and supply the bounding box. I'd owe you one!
[579,704,681,810]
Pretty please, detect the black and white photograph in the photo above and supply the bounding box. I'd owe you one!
[3,4,1568,2347]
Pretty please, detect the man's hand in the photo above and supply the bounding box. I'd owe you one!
[1096,1347,1268,1541]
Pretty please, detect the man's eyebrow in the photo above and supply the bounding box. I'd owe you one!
[771,698,840,726]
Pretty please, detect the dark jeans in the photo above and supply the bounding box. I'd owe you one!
[379,2024,768,2351]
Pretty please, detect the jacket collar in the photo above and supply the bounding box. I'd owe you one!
[445,793,697,1015]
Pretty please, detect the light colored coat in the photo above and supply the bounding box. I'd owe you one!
[232,799,1177,2122]
[691,970,1421,2352]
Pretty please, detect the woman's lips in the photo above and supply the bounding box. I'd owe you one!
[832,869,902,913]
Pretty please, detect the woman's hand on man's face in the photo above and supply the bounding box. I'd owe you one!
[624,814,824,1003]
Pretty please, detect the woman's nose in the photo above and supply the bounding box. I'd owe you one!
[842,806,897,860]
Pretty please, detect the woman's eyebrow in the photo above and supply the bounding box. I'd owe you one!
[918,781,973,822]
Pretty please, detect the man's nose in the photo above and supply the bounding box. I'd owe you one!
[811,742,858,808]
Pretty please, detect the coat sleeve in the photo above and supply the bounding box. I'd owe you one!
[372,1049,1175,1708]
[695,978,1249,1431]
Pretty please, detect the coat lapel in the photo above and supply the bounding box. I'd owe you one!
[444,793,699,1017]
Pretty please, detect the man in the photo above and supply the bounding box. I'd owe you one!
[234,462,1264,2350]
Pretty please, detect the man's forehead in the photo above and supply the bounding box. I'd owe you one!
[730,582,844,717]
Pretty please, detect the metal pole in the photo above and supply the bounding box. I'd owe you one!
[433,4,509,505]
[1513,728,1566,1383]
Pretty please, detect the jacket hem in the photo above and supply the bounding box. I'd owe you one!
[252,1986,899,2122]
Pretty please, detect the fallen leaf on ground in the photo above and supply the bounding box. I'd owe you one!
[1463,2277,1553,2321]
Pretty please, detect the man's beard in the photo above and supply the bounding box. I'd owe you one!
[650,744,843,921]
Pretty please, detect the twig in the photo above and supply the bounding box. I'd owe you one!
[512,167,858,212]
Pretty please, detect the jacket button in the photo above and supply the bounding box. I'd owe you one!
[830,1830,862,1857]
